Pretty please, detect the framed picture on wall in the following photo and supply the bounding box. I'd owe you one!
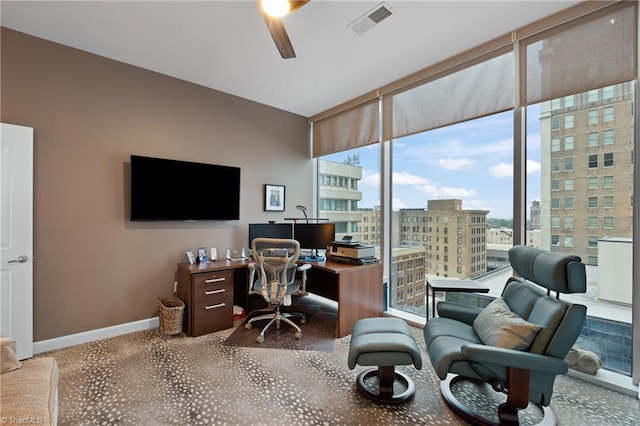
[264,184,285,212]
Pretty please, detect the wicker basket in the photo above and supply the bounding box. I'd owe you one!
[158,296,185,336]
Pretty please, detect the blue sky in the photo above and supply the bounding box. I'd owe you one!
[324,105,543,219]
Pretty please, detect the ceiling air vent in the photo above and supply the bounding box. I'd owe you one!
[348,2,395,34]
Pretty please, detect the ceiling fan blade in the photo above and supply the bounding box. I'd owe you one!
[289,0,310,14]
[263,14,296,59]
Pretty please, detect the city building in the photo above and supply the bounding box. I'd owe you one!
[389,246,427,314]
[540,82,634,265]
[318,158,363,241]
[423,199,489,279]
[487,228,513,245]
[530,200,541,230]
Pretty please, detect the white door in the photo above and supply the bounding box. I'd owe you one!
[0,123,34,360]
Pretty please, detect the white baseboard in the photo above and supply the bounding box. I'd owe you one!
[33,317,159,355]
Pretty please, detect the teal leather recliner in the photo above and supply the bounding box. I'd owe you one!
[424,245,587,426]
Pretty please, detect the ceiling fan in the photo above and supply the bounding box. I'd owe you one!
[259,0,310,59]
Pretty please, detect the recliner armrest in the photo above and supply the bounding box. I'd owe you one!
[437,301,483,325]
[461,343,569,375]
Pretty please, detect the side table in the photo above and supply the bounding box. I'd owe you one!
[426,278,490,321]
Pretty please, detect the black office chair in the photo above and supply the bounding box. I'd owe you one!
[244,238,311,343]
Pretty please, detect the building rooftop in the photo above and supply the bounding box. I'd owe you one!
[477,266,631,324]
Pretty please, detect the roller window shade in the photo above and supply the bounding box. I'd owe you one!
[312,99,379,158]
[521,1,637,106]
[382,50,514,141]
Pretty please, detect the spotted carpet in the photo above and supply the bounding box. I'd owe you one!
[40,302,638,425]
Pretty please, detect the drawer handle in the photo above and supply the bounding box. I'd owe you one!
[205,278,226,283]
[204,289,225,295]
[205,303,225,310]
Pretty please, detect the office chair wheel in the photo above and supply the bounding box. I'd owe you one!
[245,322,253,330]
[295,331,302,339]
[257,334,265,344]
[301,318,307,324]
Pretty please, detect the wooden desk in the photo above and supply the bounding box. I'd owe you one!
[305,260,383,337]
[177,259,383,338]
[426,278,489,321]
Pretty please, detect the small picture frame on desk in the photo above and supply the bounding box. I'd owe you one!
[197,247,208,263]
[264,184,285,212]
[186,250,196,265]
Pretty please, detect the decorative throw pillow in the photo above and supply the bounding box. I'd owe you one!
[0,336,22,373]
[473,298,542,351]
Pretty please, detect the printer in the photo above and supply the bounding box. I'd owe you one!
[329,240,375,260]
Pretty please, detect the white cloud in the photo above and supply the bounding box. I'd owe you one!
[489,162,512,178]
[401,135,513,160]
[392,171,431,185]
[437,186,476,198]
[433,158,474,170]
[392,198,408,210]
[465,199,493,213]
[489,159,541,178]
[390,171,476,198]
[527,159,541,174]
[361,171,381,187]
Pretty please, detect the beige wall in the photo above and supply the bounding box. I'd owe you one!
[1,28,312,341]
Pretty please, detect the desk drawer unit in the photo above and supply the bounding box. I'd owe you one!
[190,271,233,336]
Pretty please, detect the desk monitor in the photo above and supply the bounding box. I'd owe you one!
[293,222,335,259]
[248,223,293,248]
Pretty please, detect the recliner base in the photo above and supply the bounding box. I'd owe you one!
[440,374,558,426]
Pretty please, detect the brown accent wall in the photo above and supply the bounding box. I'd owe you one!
[1,28,311,341]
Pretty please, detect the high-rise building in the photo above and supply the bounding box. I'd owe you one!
[540,82,634,264]
[358,207,380,244]
[530,200,541,230]
[390,246,427,313]
[424,199,489,279]
[392,199,489,279]
[318,158,363,241]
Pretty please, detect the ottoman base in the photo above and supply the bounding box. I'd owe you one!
[356,365,416,404]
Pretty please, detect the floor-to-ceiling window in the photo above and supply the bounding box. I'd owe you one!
[389,111,514,316]
[527,82,635,375]
[311,0,637,383]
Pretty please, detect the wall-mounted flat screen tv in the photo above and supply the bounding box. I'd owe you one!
[130,155,241,221]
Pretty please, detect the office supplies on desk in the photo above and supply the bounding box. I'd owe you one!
[330,241,375,259]
[330,255,378,265]
[300,255,326,262]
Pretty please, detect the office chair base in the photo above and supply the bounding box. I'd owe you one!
[356,366,416,404]
[440,374,558,426]
[245,312,304,343]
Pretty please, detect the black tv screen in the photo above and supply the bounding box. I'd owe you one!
[130,155,241,221]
